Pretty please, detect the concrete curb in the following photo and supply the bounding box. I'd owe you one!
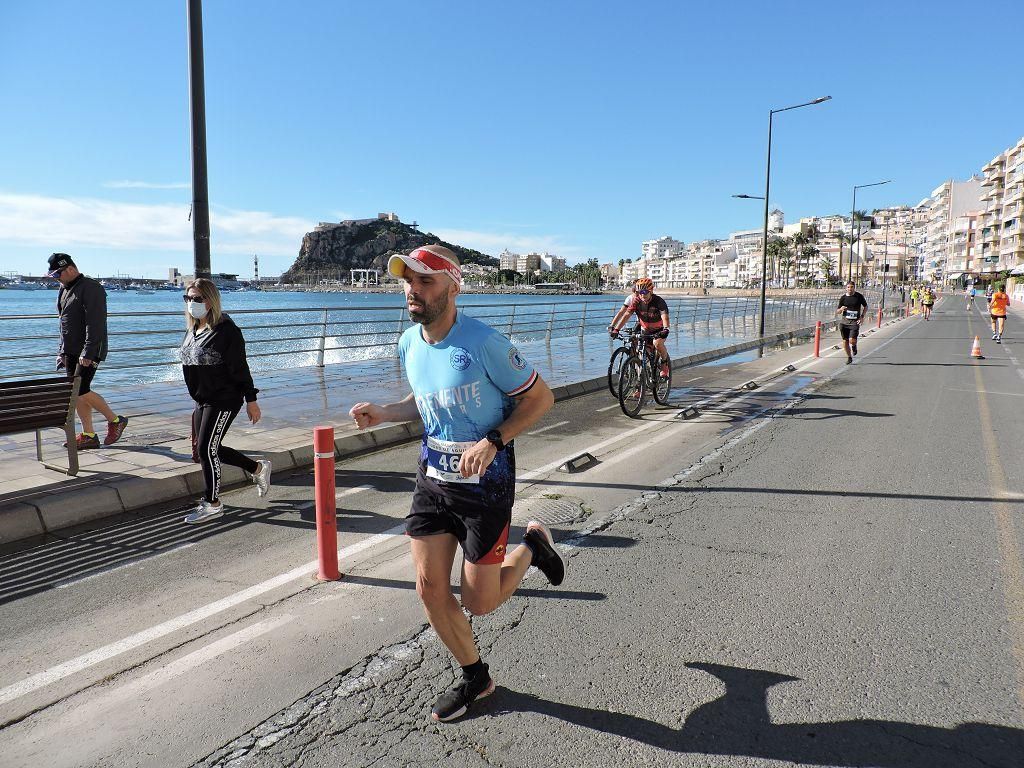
[0,309,907,547]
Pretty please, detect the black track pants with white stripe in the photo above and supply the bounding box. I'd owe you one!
[193,404,258,503]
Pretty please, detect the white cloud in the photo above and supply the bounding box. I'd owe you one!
[431,228,590,263]
[103,180,191,190]
[0,192,314,257]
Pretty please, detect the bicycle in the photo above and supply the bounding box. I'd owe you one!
[616,328,672,418]
[606,325,642,396]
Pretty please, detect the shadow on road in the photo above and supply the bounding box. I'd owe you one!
[485,662,1023,767]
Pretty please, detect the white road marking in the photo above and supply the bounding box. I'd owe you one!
[948,388,1024,398]
[596,403,620,412]
[684,377,702,382]
[527,420,570,436]
[0,524,404,707]
[298,484,374,511]
[105,615,293,704]
[54,543,197,590]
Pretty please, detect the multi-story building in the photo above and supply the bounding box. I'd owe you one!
[978,137,1024,277]
[498,249,518,271]
[641,236,685,261]
[920,177,983,283]
[515,253,541,274]
[599,263,620,286]
[538,253,566,273]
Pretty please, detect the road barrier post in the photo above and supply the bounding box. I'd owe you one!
[877,307,883,329]
[814,320,821,358]
[314,426,340,581]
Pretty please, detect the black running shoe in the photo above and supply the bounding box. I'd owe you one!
[846,356,853,365]
[851,345,858,356]
[431,667,494,722]
[524,521,565,586]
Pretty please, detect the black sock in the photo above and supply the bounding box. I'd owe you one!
[461,658,486,680]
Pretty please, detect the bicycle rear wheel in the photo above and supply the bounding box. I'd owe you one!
[607,346,628,397]
[617,355,646,418]
[653,355,672,405]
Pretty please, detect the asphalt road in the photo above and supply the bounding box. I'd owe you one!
[2,297,1023,767]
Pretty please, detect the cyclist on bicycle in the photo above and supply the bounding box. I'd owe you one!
[607,277,671,377]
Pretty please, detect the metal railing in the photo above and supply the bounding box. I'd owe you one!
[0,292,861,384]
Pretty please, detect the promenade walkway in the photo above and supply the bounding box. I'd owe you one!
[0,298,846,545]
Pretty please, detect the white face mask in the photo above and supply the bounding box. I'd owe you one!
[188,301,209,321]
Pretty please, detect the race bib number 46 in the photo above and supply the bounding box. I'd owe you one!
[425,436,479,484]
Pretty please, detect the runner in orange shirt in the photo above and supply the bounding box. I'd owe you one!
[988,284,1010,343]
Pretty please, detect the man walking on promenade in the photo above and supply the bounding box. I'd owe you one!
[348,245,563,723]
[988,283,1010,342]
[48,253,128,449]
[836,280,868,364]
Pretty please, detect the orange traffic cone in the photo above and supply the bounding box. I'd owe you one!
[971,336,984,360]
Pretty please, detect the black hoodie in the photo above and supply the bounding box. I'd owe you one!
[179,313,259,408]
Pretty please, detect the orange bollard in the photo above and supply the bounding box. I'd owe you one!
[313,426,340,581]
[877,307,883,329]
[813,320,821,357]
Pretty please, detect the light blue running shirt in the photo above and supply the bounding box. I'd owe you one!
[398,311,538,495]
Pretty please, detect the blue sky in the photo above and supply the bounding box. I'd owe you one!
[2,0,1021,279]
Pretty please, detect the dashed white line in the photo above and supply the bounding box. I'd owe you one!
[527,420,570,436]
[596,403,620,412]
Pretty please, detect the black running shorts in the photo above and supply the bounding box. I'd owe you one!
[407,472,512,565]
[992,314,1006,322]
[839,324,859,341]
[66,361,98,395]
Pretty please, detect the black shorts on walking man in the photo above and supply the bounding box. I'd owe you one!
[349,245,563,723]
[179,279,271,524]
[48,253,129,450]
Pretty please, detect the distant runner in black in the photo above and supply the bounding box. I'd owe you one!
[835,281,868,364]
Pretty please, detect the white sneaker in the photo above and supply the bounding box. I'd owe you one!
[993,333,998,340]
[184,500,224,524]
[252,459,272,498]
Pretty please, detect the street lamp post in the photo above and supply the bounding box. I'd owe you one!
[741,96,831,355]
[849,180,891,283]
[187,0,211,279]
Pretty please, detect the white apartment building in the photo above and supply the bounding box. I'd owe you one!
[978,137,1024,277]
[641,236,685,261]
[499,249,518,271]
[921,177,983,283]
[538,253,566,273]
[515,253,541,273]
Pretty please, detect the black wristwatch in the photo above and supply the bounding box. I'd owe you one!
[485,429,505,451]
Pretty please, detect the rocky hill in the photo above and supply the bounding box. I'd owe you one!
[281,218,497,281]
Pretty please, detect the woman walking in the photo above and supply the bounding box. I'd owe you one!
[180,279,271,524]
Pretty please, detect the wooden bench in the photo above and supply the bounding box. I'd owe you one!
[0,376,81,476]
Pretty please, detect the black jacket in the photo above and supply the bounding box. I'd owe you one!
[179,314,259,408]
[57,275,108,362]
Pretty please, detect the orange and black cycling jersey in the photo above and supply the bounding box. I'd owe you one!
[623,294,669,330]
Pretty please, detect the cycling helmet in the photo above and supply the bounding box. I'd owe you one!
[634,277,655,293]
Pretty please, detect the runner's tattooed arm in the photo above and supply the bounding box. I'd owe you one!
[349,392,420,429]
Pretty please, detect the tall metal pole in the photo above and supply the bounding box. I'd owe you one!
[187,0,211,279]
[759,110,773,348]
[849,187,857,284]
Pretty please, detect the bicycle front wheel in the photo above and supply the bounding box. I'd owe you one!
[617,355,646,418]
[653,355,672,405]
[607,346,628,397]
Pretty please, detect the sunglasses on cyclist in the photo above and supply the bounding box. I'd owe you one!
[635,289,651,295]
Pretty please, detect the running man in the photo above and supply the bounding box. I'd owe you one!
[966,284,977,310]
[348,245,562,723]
[909,286,919,314]
[921,286,935,320]
[989,283,1010,342]
[607,277,671,378]
[835,280,868,364]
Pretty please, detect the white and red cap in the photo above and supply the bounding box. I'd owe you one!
[387,245,462,284]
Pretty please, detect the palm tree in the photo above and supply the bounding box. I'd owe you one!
[834,231,849,282]
[791,232,809,285]
[818,253,835,285]
[801,244,820,287]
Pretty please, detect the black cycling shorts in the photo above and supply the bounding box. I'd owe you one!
[839,324,860,341]
[992,314,1006,323]
[407,471,512,565]
[65,361,98,395]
